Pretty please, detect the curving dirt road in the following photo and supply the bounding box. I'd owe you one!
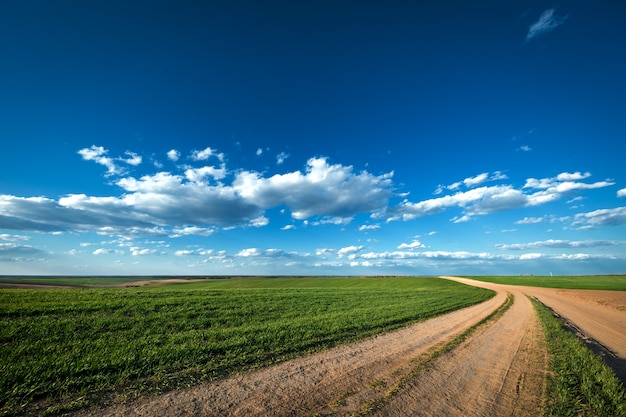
[77,276,626,417]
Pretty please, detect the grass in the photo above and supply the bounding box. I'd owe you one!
[0,276,493,416]
[465,275,626,291]
[531,298,626,417]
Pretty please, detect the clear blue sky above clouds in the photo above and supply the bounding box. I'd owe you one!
[1,1,625,276]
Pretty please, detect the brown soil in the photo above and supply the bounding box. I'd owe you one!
[73,276,626,417]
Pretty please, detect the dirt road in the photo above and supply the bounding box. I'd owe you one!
[78,277,626,417]
[447,276,626,385]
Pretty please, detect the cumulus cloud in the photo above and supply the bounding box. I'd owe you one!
[573,207,626,228]
[3,145,621,250]
[78,146,142,176]
[0,242,44,261]
[170,226,216,237]
[167,149,180,162]
[184,165,227,183]
[618,188,626,198]
[337,245,363,259]
[526,8,568,42]
[387,171,613,223]
[389,185,527,222]
[0,152,397,237]
[130,247,159,256]
[93,248,124,255]
[495,239,623,251]
[190,147,224,162]
[276,152,290,165]
[233,157,394,220]
[358,224,380,231]
[174,248,213,256]
[515,216,546,225]
[434,171,507,194]
[0,233,30,242]
[397,240,425,250]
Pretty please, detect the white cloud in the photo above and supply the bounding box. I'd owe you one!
[237,248,260,257]
[281,224,295,230]
[359,224,380,231]
[233,157,394,220]
[518,145,532,152]
[397,240,425,250]
[573,207,626,228]
[130,247,158,256]
[276,152,290,165]
[337,245,363,258]
[515,216,545,224]
[463,173,489,187]
[526,8,568,42]
[618,188,626,198]
[92,248,124,255]
[519,253,542,260]
[495,239,623,251]
[250,216,269,227]
[167,149,180,162]
[175,248,213,256]
[171,226,216,237]
[256,148,263,156]
[191,147,224,162]
[390,185,527,222]
[0,233,30,242]
[184,165,227,183]
[0,242,45,262]
[435,171,507,194]
[78,146,142,176]
[123,151,142,166]
[387,171,613,223]
[0,154,397,237]
[557,172,591,182]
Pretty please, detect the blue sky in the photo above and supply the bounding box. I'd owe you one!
[1,1,625,276]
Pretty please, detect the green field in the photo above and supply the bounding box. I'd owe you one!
[0,276,494,416]
[465,275,626,291]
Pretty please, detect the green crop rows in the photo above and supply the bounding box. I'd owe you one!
[465,275,626,291]
[0,276,493,416]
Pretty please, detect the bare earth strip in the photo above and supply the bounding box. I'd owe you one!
[372,279,547,417]
[76,276,626,417]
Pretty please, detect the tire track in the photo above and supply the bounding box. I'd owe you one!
[369,283,546,417]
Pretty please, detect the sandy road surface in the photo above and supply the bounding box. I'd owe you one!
[447,276,626,384]
[372,278,547,417]
[77,276,626,417]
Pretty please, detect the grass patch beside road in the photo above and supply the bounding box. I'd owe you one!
[0,276,493,416]
[465,275,626,291]
[531,298,626,417]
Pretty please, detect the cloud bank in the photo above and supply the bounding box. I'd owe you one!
[0,147,621,243]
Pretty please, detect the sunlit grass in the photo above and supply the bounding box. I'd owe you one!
[465,275,626,291]
[0,276,493,416]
